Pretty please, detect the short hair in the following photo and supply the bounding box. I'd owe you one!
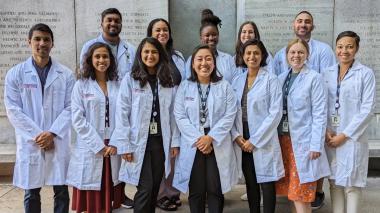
[336,31,360,49]
[240,39,268,68]
[81,42,118,81]
[235,21,261,66]
[188,44,222,83]
[28,23,54,42]
[294,10,314,23]
[286,38,310,63]
[199,9,222,35]
[101,8,122,22]
[131,37,174,88]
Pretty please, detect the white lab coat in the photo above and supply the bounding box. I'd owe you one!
[173,79,239,194]
[66,79,121,190]
[273,39,336,75]
[110,75,180,186]
[172,51,186,80]
[185,50,238,83]
[231,67,285,183]
[278,66,330,184]
[4,57,74,189]
[80,34,136,80]
[322,61,376,187]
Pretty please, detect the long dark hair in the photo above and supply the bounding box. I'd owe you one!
[188,44,222,83]
[131,37,174,88]
[235,21,261,67]
[81,42,118,81]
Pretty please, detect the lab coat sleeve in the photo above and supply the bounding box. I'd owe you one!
[71,81,105,154]
[4,68,43,140]
[310,75,328,152]
[228,57,240,83]
[231,103,243,142]
[273,51,282,76]
[170,87,181,148]
[208,83,238,147]
[174,51,186,81]
[249,78,283,148]
[49,72,75,139]
[174,82,203,145]
[110,77,134,154]
[342,70,376,142]
[184,57,192,80]
[79,43,90,70]
[319,46,336,71]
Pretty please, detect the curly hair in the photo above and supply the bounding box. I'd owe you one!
[81,42,118,81]
[199,9,222,34]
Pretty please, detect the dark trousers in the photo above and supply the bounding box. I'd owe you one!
[242,121,276,213]
[134,137,165,213]
[24,185,69,213]
[188,149,224,213]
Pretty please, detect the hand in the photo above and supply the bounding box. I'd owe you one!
[325,129,336,143]
[104,146,117,157]
[35,131,55,149]
[327,133,347,148]
[234,136,245,148]
[196,135,213,154]
[309,151,321,160]
[242,140,255,153]
[171,147,179,158]
[203,145,213,154]
[122,153,134,162]
[44,141,55,151]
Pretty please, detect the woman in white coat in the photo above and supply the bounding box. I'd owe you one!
[173,44,239,213]
[184,9,238,83]
[147,18,185,210]
[67,42,125,212]
[111,37,179,213]
[322,31,376,213]
[232,39,284,213]
[275,38,330,213]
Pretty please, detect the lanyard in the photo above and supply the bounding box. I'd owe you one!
[335,64,352,113]
[282,69,294,117]
[197,82,211,125]
[151,80,159,121]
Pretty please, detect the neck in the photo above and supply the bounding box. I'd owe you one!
[198,76,210,84]
[292,66,303,73]
[96,72,107,82]
[32,55,49,68]
[247,67,259,78]
[298,35,311,43]
[147,68,157,75]
[340,60,354,70]
[102,33,120,45]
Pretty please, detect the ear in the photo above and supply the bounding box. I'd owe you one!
[28,39,32,47]
[311,24,315,31]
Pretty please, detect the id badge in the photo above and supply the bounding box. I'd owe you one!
[331,114,340,127]
[149,122,158,134]
[282,121,289,132]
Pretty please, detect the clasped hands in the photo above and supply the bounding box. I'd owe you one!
[234,136,255,153]
[325,129,347,148]
[34,131,55,151]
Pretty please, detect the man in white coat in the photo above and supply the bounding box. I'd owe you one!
[80,8,136,81]
[273,11,336,209]
[4,23,74,213]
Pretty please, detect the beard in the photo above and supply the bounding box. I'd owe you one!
[108,31,120,37]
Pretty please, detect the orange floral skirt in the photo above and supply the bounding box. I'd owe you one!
[276,135,317,202]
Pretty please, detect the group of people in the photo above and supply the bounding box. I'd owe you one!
[3,7,375,213]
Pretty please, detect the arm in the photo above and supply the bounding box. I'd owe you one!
[4,68,43,140]
[71,81,104,154]
[310,75,328,152]
[249,77,283,148]
[170,87,181,148]
[342,70,376,141]
[208,83,238,147]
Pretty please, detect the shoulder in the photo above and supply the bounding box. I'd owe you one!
[311,39,333,52]
[81,38,98,51]
[51,59,75,78]
[217,50,233,60]
[173,50,185,61]
[274,47,286,58]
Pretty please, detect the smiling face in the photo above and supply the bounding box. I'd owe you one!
[200,25,219,50]
[287,42,308,71]
[141,42,159,73]
[92,47,110,77]
[192,48,215,82]
[151,20,170,47]
[28,30,53,59]
[101,13,122,37]
[293,12,314,40]
[240,23,255,44]
[336,36,357,65]
[243,45,262,70]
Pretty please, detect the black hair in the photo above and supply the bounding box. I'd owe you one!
[101,8,122,22]
[188,44,222,83]
[235,21,261,66]
[199,9,222,35]
[131,37,174,88]
[336,31,360,49]
[81,42,118,81]
[240,39,268,68]
[28,23,54,42]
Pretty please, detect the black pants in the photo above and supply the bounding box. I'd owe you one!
[188,149,224,213]
[134,136,165,213]
[24,185,69,213]
[242,121,276,213]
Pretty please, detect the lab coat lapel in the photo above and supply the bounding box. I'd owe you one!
[44,60,60,90]
[288,66,308,95]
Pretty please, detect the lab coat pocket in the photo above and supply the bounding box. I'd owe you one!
[296,143,311,173]
[82,154,102,185]
[257,148,274,177]
[253,96,268,115]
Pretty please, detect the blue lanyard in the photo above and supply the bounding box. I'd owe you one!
[151,80,158,121]
[335,64,352,112]
[282,69,294,116]
[197,82,211,125]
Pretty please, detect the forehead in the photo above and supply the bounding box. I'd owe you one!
[93,47,109,54]
[153,21,168,28]
[31,30,52,39]
[201,25,218,35]
[337,36,356,44]
[103,13,121,21]
[195,48,213,57]
[245,45,261,51]
[142,42,158,50]
[295,13,313,22]
[289,42,307,51]
[242,23,254,30]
